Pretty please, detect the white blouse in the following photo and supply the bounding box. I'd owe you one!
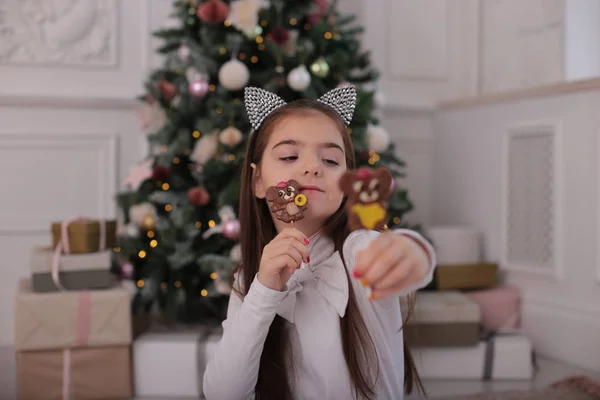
[203,228,436,400]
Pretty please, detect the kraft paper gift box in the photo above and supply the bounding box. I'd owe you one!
[425,262,498,291]
[401,291,481,347]
[14,279,132,351]
[133,325,222,398]
[16,345,133,400]
[51,218,116,254]
[29,246,115,292]
[410,334,534,380]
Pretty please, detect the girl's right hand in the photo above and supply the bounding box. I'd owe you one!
[257,228,310,291]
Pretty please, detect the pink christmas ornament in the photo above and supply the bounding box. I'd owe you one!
[222,219,240,240]
[121,262,134,279]
[189,79,209,98]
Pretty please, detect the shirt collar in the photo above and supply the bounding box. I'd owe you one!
[276,232,349,323]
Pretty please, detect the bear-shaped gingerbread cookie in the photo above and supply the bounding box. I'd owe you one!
[265,179,308,223]
[338,167,393,231]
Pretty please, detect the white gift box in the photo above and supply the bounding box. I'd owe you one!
[427,226,481,265]
[411,334,534,380]
[133,326,222,398]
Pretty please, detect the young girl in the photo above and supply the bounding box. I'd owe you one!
[203,86,437,400]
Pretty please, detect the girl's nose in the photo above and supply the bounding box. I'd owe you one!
[304,164,321,177]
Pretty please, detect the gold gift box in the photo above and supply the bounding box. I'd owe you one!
[51,219,117,254]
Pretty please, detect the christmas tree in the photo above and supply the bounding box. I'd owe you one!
[113,0,415,324]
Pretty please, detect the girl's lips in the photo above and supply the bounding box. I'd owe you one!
[300,185,324,192]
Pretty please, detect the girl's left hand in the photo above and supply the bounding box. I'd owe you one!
[352,231,430,300]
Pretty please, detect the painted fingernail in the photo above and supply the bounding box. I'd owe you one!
[360,278,369,287]
[304,238,310,245]
[307,256,310,263]
[352,269,361,278]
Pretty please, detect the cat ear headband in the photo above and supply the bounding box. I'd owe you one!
[244,85,357,131]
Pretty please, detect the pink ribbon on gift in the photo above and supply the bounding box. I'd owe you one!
[61,290,91,400]
[51,217,104,400]
[51,216,107,291]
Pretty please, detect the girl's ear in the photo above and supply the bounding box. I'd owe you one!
[251,163,266,199]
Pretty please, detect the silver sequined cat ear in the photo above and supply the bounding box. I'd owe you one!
[317,85,356,126]
[244,87,287,131]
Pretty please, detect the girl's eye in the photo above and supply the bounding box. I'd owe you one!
[279,156,297,162]
[323,159,340,166]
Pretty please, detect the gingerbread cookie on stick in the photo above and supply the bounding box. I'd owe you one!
[338,166,393,232]
[339,167,394,298]
[265,179,308,227]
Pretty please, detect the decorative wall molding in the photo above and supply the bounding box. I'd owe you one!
[525,294,600,319]
[0,95,137,110]
[385,0,448,82]
[522,296,600,373]
[0,132,118,235]
[501,119,564,280]
[597,124,600,285]
[480,0,565,94]
[0,0,118,68]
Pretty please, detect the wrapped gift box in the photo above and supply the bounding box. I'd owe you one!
[51,219,116,254]
[425,263,498,291]
[427,226,481,264]
[133,325,222,398]
[411,334,534,380]
[465,285,522,331]
[16,345,132,400]
[30,246,115,292]
[14,279,131,351]
[401,291,481,347]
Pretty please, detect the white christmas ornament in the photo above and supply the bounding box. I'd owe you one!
[287,65,311,91]
[228,0,268,37]
[219,59,250,91]
[374,90,386,108]
[177,44,190,61]
[191,130,219,164]
[129,202,157,226]
[367,124,391,152]
[214,278,232,295]
[230,243,242,263]
[219,126,243,147]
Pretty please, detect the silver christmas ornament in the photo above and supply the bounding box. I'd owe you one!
[244,85,357,131]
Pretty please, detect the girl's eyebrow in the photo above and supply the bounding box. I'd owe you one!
[272,139,344,153]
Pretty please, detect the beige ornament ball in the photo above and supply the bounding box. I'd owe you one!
[230,243,242,263]
[218,59,250,91]
[287,65,311,91]
[367,124,391,152]
[219,126,243,147]
[129,202,157,227]
[191,130,219,164]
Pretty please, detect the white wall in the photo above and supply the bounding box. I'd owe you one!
[0,0,177,347]
[565,0,600,81]
[432,84,600,372]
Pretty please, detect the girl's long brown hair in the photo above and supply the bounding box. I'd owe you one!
[234,99,424,399]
